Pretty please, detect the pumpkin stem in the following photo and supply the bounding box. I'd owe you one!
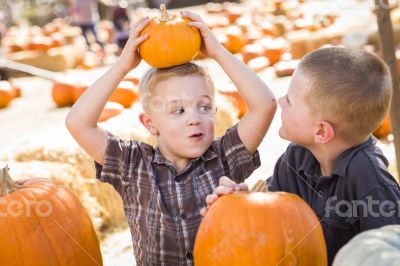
[0,165,16,197]
[159,4,170,22]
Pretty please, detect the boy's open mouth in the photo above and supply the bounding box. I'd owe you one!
[189,133,203,138]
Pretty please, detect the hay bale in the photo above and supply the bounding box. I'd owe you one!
[215,93,239,137]
[251,179,268,192]
[10,145,95,180]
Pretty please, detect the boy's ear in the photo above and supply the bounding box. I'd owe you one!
[314,120,335,144]
[139,112,159,136]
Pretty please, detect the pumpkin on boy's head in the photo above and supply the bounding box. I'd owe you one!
[139,4,201,68]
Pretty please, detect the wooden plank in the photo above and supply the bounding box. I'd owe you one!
[0,58,63,81]
[375,0,400,177]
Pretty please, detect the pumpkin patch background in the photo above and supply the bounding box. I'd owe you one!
[0,0,399,264]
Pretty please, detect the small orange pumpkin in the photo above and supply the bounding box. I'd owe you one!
[8,79,22,98]
[260,37,286,65]
[240,43,265,64]
[0,81,13,108]
[98,102,125,122]
[216,26,247,54]
[373,115,392,139]
[194,192,327,266]
[109,81,140,108]
[51,82,75,107]
[123,71,140,85]
[71,84,89,103]
[217,86,247,117]
[139,4,201,68]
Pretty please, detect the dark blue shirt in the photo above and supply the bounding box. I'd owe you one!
[267,136,400,265]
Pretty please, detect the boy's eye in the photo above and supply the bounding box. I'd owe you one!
[199,104,211,112]
[171,107,184,114]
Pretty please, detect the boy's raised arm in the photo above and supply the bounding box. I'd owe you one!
[65,17,150,165]
[182,12,277,154]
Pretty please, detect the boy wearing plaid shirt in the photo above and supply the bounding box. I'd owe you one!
[66,12,277,265]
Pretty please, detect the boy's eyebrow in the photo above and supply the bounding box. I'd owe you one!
[167,95,212,105]
[167,99,182,105]
[200,95,212,100]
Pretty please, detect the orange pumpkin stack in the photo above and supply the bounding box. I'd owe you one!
[139,4,201,68]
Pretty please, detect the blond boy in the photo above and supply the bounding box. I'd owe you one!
[66,12,277,265]
[206,47,400,265]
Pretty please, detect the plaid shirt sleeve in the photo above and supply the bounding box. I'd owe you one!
[215,123,261,183]
[94,132,142,197]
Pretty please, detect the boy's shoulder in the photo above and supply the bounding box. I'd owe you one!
[281,137,398,189]
[280,142,313,169]
[105,132,156,161]
[342,136,398,191]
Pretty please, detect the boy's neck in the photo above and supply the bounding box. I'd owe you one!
[306,136,369,176]
[158,145,190,173]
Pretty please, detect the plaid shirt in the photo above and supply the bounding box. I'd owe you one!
[95,124,260,265]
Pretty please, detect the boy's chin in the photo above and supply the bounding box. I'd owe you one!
[278,128,290,141]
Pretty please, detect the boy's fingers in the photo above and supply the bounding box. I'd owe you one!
[131,34,149,47]
[235,183,249,191]
[213,185,233,195]
[219,176,237,187]
[200,207,207,216]
[132,18,150,38]
[131,16,149,31]
[187,22,209,34]
[181,11,204,23]
[205,193,218,205]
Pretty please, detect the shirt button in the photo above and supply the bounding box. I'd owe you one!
[175,176,182,183]
[181,212,187,220]
[318,191,324,198]
[185,251,193,260]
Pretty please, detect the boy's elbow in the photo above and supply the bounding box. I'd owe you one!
[65,113,80,134]
[261,97,278,116]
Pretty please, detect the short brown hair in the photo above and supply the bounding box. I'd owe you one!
[139,62,214,108]
[299,47,392,143]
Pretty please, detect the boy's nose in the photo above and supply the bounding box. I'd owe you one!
[187,115,201,126]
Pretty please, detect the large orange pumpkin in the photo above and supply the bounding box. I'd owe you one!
[0,166,103,265]
[139,4,201,68]
[194,192,327,266]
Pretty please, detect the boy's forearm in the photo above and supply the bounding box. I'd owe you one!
[66,63,129,128]
[214,49,276,112]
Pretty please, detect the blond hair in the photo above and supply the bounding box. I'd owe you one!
[139,62,214,108]
[299,47,392,143]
